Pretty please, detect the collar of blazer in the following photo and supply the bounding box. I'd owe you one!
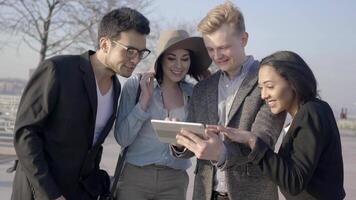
[79,50,121,146]
[204,61,260,125]
[226,61,259,125]
[79,51,98,122]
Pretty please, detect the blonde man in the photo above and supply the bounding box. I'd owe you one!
[172,2,286,200]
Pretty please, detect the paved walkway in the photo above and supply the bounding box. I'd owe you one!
[1,132,355,199]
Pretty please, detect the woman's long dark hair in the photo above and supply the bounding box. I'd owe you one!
[155,50,206,84]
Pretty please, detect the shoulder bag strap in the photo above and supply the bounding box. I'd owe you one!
[109,73,142,196]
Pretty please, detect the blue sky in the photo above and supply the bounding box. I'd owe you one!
[148,0,356,117]
[1,0,356,116]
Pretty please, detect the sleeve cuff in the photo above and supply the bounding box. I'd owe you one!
[248,137,269,164]
[170,145,187,158]
[133,103,151,121]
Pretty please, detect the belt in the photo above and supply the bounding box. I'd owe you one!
[212,191,229,200]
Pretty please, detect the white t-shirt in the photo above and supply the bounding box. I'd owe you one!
[93,80,113,145]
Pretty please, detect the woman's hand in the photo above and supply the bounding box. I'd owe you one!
[209,125,257,149]
[139,72,155,111]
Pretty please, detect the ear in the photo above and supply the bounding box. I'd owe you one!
[99,37,111,53]
[240,32,249,47]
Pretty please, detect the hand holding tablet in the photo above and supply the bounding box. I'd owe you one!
[151,119,205,144]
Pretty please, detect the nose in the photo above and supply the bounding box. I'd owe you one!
[175,59,183,69]
[213,49,222,60]
[260,87,268,100]
[130,55,141,65]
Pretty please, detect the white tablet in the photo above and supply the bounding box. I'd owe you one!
[151,119,205,144]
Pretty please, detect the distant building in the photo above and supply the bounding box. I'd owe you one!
[0,78,26,136]
[0,114,15,136]
[0,94,20,136]
[0,78,26,95]
[0,94,21,114]
[340,108,348,120]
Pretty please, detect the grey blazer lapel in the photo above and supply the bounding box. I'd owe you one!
[206,72,220,124]
[227,61,259,124]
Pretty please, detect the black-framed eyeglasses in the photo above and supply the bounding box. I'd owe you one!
[112,41,151,60]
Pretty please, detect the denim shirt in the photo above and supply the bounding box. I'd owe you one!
[114,74,193,170]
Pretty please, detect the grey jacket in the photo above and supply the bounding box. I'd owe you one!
[177,61,286,200]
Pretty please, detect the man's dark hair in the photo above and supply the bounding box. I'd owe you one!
[260,51,318,104]
[97,7,150,48]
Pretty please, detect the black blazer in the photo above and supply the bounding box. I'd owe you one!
[12,51,121,200]
[249,98,345,199]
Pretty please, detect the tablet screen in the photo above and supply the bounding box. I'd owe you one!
[151,119,205,144]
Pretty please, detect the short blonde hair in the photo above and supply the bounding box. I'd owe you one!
[198,1,245,34]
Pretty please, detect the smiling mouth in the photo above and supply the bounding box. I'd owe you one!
[266,100,277,107]
[216,59,229,65]
[125,65,135,71]
[171,70,183,75]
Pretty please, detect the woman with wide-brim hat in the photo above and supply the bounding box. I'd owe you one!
[114,29,212,200]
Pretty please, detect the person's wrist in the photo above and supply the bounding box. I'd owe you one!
[139,97,149,111]
[216,142,227,165]
[139,102,147,111]
[248,135,257,150]
[214,140,225,161]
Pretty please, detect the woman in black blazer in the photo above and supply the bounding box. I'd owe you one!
[208,51,345,199]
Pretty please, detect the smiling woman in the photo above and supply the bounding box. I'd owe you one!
[258,66,297,116]
[221,51,345,200]
[114,29,211,200]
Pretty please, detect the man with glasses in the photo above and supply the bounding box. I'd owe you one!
[112,40,151,61]
[11,7,150,200]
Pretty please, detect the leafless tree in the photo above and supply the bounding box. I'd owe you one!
[0,0,156,65]
[0,0,85,64]
[68,0,159,73]
[68,0,156,52]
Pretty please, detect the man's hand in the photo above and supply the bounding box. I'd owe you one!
[176,127,224,161]
[139,72,155,111]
